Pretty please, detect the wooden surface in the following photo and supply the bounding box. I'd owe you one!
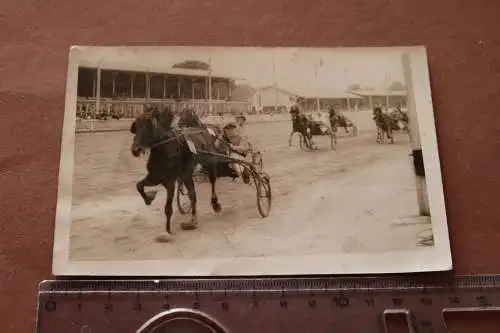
[1,0,500,332]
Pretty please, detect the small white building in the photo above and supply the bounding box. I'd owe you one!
[252,86,298,113]
[252,85,362,113]
[347,89,408,110]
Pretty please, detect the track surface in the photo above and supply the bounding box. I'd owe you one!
[69,111,432,261]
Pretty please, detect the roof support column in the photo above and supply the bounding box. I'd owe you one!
[191,78,195,102]
[112,72,116,97]
[130,73,135,98]
[94,64,101,131]
[177,77,181,99]
[163,75,167,99]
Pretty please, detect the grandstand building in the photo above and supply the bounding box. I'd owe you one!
[76,62,250,119]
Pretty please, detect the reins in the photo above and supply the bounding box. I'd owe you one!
[149,135,179,149]
[141,108,235,156]
[148,127,223,151]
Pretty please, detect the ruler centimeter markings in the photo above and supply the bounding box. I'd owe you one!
[36,275,500,333]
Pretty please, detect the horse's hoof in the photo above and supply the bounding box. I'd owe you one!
[181,221,198,230]
[144,191,157,206]
[212,202,222,213]
[155,232,173,243]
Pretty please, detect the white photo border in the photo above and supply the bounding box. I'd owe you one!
[52,46,452,276]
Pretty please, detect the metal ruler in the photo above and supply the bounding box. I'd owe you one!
[36,275,500,333]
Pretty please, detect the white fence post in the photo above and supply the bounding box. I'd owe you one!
[93,65,101,132]
[402,52,430,216]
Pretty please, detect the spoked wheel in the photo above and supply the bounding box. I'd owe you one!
[252,151,263,173]
[176,181,191,215]
[255,173,272,218]
[352,125,358,137]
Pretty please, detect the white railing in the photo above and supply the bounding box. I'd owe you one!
[75,98,253,132]
[76,98,252,120]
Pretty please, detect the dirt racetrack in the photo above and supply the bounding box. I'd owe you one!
[69,111,432,261]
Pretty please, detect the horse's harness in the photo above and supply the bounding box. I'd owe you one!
[143,110,249,160]
[291,112,308,131]
[149,124,240,160]
[142,115,189,149]
[149,128,186,150]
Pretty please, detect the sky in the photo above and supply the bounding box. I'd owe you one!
[78,46,408,93]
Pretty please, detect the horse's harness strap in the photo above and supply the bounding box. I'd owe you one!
[149,127,210,149]
[150,136,177,149]
[149,129,182,149]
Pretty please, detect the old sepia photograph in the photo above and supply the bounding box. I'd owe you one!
[52,46,452,276]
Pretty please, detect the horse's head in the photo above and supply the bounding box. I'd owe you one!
[289,104,300,115]
[130,106,174,157]
[373,107,383,118]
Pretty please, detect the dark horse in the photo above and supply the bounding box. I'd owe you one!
[176,108,240,180]
[130,106,223,242]
[372,107,397,144]
[328,106,357,137]
[287,105,315,149]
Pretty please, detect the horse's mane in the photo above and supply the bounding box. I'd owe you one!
[158,106,176,129]
[134,105,175,131]
[178,108,205,129]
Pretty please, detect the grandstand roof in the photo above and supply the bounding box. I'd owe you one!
[78,58,246,80]
[257,85,362,99]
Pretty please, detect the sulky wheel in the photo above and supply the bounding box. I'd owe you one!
[176,181,190,215]
[352,125,358,137]
[255,173,272,218]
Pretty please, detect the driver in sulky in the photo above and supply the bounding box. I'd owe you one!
[223,116,251,184]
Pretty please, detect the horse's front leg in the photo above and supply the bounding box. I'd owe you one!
[329,129,336,151]
[208,166,222,213]
[180,174,198,231]
[379,128,385,144]
[156,180,176,242]
[136,174,160,206]
[288,130,295,147]
[303,132,311,149]
[305,129,315,149]
[376,127,382,143]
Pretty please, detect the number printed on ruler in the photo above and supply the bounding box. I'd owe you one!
[36,276,500,333]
